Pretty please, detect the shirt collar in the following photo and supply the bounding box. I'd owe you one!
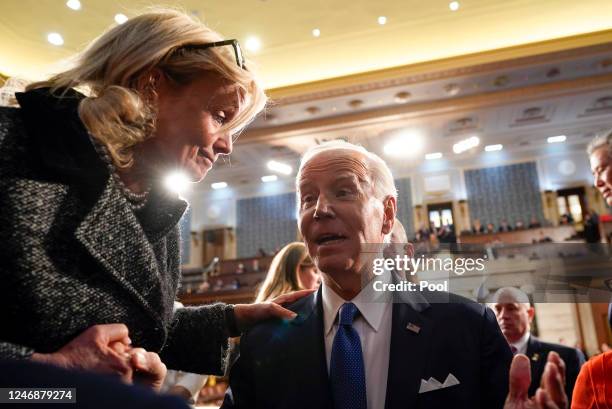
[321,269,392,336]
[511,331,531,354]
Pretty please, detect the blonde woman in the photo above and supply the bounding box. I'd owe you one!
[256,242,320,302]
[0,9,310,389]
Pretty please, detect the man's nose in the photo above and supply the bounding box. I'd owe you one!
[595,175,605,188]
[314,195,334,219]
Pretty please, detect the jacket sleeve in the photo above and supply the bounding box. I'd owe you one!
[564,347,586,403]
[221,333,255,409]
[159,304,230,375]
[0,342,35,360]
[480,307,513,409]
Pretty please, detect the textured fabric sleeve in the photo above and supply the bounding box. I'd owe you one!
[571,359,595,409]
[160,304,230,375]
[0,341,35,360]
[480,307,513,409]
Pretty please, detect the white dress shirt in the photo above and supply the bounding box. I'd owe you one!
[322,276,393,409]
[510,331,531,355]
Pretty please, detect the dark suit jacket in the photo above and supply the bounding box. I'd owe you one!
[222,288,512,409]
[0,88,228,374]
[525,335,585,402]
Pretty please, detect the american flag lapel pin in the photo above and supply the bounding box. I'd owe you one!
[406,322,421,334]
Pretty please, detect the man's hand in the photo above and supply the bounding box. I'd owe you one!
[129,348,167,391]
[31,324,133,382]
[504,351,568,409]
[233,289,316,332]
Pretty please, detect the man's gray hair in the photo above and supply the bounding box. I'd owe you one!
[487,286,531,307]
[296,140,398,201]
[587,128,612,156]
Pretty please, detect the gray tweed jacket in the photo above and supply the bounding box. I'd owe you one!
[0,89,229,375]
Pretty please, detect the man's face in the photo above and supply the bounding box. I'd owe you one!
[492,303,534,343]
[590,145,612,206]
[298,150,393,280]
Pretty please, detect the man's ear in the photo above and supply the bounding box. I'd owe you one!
[382,196,397,235]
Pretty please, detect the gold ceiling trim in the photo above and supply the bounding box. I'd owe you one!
[246,71,612,143]
[267,29,612,103]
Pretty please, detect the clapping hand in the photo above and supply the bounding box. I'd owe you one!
[504,351,568,409]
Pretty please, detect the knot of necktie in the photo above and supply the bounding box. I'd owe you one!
[339,302,359,326]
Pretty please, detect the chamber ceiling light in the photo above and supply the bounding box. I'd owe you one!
[47,33,64,46]
[453,136,480,154]
[267,160,292,175]
[261,175,278,183]
[66,0,81,10]
[245,36,261,52]
[484,144,503,152]
[114,13,128,24]
[164,171,190,194]
[547,135,567,144]
[211,182,228,190]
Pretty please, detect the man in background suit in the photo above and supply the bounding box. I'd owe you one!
[223,141,567,409]
[490,287,585,403]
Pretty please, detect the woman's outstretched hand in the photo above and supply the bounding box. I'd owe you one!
[233,289,317,332]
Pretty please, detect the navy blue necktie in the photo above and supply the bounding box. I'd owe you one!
[330,302,367,409]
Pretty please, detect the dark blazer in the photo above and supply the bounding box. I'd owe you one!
[525,335,585,402]
[0,88,228,374]
[222,288,512,409]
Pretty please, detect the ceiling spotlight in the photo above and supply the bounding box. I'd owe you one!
[66,0,81,10]
[312,28,321,37]
[449,1,460,11]
[47,33,64,46]
[484,144,503,152]
[164,171,190,194]
[245,36,261,52]
[211,182,228,190]
[453,136,480,154]
[261,175,278,183]
[267,160,292,175]
[547,135,566,144]
[114,13,128,24]
[425,152,443,160]
[378,16,387,25]
[383,131,423,157]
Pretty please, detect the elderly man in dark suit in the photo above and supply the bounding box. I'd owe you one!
[489,287,585,403]
[222,141,567,409]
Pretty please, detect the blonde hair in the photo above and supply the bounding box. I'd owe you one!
[255,242,313,302]
[27,8,267,168]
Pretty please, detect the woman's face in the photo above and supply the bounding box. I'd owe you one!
[148,71,241,182]
[297,260,320,290]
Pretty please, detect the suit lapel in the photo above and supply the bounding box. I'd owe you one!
[385,295,433,409]
[75,178,165,324]
[286,289,332,408]
[526,336,544,395]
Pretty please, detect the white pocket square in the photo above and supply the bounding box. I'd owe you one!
[418,373,460,394]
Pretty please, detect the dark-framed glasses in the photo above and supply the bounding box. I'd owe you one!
[182,39,245,69]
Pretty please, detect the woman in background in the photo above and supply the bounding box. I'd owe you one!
[255,242,320,302]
